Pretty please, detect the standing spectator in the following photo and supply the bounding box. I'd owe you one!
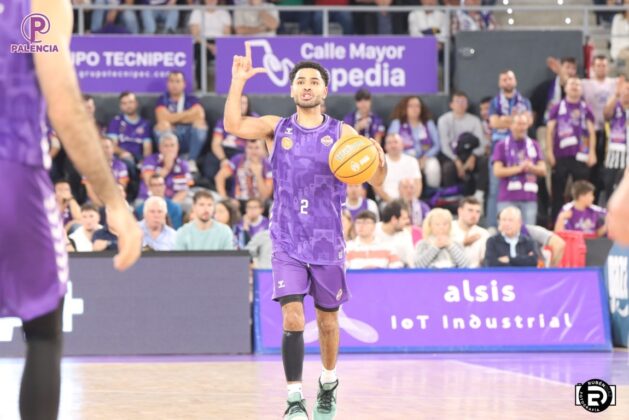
[487,70,533,227]
[313,0,353,34]
[188,0,232,89]
[485,207,539,267]
[68,204,102,252]
[398,178,430,228]
[234,0,280,36]
[531,57,578,129]
[414,208,469,268]
[437,90,488,190]
[343,89,386,144]
[492,113,547,225]
[372,134,422,203]
[387,96,441,188]
[276,0,315,35]
[107,91,153,164]
[346,210,403,269]
[135,173,184,229]
[246,230,273,268]
[154,71,209,170]
[175,190,235,250]
[602,78,629,200]
[234,198,270,247]
[139,133,194,207]
[54,180,81,232]
[546,77,597,221]
[214,139,273,204]
[140,196,177,250]
[452,0,496,35]
[91,0,140,33]
[611,5,629,76]
[344,183,379,221]
[479,96,492,146]
[555,180,607,237]
[375,200,415,267]
[140,0,179,34]
[451,196,489,268]
[84,137,130,206]
[408,0,448,51]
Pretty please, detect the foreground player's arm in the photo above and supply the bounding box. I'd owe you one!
[33,0,141,271]
[224,42,279,141]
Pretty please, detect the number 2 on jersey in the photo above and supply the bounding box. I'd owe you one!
[300,199,309,215]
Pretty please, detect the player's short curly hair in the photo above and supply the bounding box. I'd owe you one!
[289,61,329,87]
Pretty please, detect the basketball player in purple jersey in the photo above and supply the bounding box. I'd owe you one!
[0,1,142,419]
[224,43,386,420]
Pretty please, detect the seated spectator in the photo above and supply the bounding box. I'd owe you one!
[188,0,232,88]
[154,71,208,170]
[398,178,430,228]
[375,200,415,267]
[175,190,235,250]
[611,7,629,76]
[234,198,269,248]
[214,139,273,204]
[452,0,496,35]
[343,89,386,144]
[206,96,259,184]
[135,174,184,229]
[347,211,404,269]
[555,180,607,237]
[438,90,488,190]
[246,229,272,268]
[84,137,130,206]
[214,199,241,230]
[276,0,316,35]
[68,203,102,252]
[602,76,629,201]
[106,91,153,164]
[140,0,179,34]
[485,207,539,267]
[546,78,596,221]
[341,209,355,242]
[451,196,489,268]
[140,196,177,251]
[408,0,448,51]
[414,208,469,268]
[373,134,422,203]
[387,96,441,188]
[345,183,379,221]
[479,96,492,146]
[138,133,193,207]
[492,113,547,225]
[234,0,280,36]
[522,224,566,267]
[55,179,81,232]
[91,0,139,34]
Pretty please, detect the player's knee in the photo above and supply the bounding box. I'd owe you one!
[317,314,338,336]
[282,308,305,331]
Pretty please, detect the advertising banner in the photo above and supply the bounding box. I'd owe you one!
[604,244,629,347]
[70,35,194,93]
[216,37,438,94]
[254,268,611,353]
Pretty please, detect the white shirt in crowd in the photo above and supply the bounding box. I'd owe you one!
[346,238,403,269]
[188,8,232,39]
[382,154,422,201]
[374,223,416,268]
[69,225,103,252]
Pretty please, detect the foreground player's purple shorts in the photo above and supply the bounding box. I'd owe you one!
[271,250,349,310]
[0,160,68,321]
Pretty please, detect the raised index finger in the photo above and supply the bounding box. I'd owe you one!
[245,41,251,60]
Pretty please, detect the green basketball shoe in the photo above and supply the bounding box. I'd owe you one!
[284,392,308,420]
[313,379,338,420]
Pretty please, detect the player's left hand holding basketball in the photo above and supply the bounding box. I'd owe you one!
[107,205,142,271]
[369,138,386,167]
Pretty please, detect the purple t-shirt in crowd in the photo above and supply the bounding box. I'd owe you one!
[558,201,606,234]
[492,136,543,202]
[139,153,192,199]
[343,111,385,140]
[155,92,200,117]
[548,100,595,159]
[107,114,152,161]
[227,154,272,200]
[271,114,346,265]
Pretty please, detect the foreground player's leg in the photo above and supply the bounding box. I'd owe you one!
[314,307,340,420]
[281,298,308,420]
[20,300,64,420]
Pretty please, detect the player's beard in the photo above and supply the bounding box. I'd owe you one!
[294,96,322,109]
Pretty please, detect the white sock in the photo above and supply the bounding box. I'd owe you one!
[320,367,337,384]
[287,383,303,398]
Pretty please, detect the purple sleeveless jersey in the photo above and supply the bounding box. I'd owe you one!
[0,1,68,321]
[270,114,346,265]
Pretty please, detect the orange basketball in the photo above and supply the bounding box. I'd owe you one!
[328,135,380,185]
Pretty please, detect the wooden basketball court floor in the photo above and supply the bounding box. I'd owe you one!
[1,350,628,419]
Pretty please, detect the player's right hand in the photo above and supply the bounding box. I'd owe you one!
[106,204,142,271]
[232,41,267,82]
